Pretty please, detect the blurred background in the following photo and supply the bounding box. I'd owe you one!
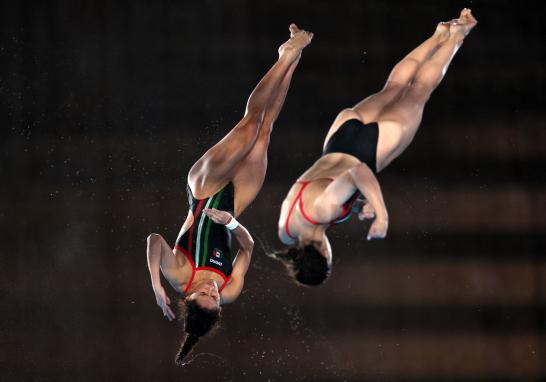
[1,0,545,381]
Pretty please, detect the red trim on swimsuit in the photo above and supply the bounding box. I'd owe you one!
[187,199,206,261]
[177,245,230,294]
[284,178,355,240]
[174,198,231,294]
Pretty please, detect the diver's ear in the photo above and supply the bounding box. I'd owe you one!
[185,293,196,302]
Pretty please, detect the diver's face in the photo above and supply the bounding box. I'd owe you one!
[186,279,220,309]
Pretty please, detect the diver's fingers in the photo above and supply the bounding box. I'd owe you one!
[362,202,375,215]
[165,305,175,321]
[203,208,221,221]
[359,204,376,221]
[204,208,232,224]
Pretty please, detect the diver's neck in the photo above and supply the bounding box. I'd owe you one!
[297,222,326,243]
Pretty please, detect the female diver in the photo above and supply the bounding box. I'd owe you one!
[274,9,477,285]
[146,24,313,364]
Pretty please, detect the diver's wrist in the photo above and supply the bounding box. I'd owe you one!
[225,217,239,230]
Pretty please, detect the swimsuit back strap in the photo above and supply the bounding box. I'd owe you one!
[297,185,321,225]
[284,181,310,239]
[298,177,341,225]
[284,177,345,238]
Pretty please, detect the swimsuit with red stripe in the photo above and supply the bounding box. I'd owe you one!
[283,118,377,240]
[284,178,359,240]
[175,183,235,293]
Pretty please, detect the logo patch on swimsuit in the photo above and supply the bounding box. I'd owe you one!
[212,248,222,258]
[209,257,223,266]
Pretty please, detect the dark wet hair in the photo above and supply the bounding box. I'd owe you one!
[175,299,221,366]
[270,245,330,286]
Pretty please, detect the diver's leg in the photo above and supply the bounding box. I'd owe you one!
[188,26,312,199]
[351,21,451,122]
[323,21,452,148]
[375,9,477,169]
[231,57,301,216]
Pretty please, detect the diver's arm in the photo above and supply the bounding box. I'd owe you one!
[203,207,255,279]
[147,233,163,289]
[228,222,255,280]
[312,164,388,239]
[202,208,255,254]
[146,233,176,320]
[348,163,389,239]
[230,223,255,254]
[219,246,252,304]
[202,208,254,304]
[221,228,254,304]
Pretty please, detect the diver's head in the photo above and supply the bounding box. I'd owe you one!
[185,279,221,310]
[271,238,332,286]
[175,280,222,366]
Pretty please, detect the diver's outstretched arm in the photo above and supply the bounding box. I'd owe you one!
[146,233,176,321]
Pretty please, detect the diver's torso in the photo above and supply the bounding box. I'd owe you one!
[278,153,361,244]
[165,214,233,295]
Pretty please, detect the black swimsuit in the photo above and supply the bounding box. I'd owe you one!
[175,183,235,294]
[323,119,379,173]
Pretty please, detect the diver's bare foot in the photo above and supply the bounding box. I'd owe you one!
[289,23,299,38]
[434,21,450,43]
[449,8,477,40]
[278,23,313,60]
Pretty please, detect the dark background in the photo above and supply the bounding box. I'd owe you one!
[1,0,545,381]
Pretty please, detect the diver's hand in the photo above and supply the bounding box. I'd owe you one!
[153,285,175,321]
[358,201,376,221]
[352,198,376,220]
[203,208,233,225]
[367,217,388,240]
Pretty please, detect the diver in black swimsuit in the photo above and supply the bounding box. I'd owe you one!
[175,184,236,296]
[275,9,477,286]
[146,24,313,365]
